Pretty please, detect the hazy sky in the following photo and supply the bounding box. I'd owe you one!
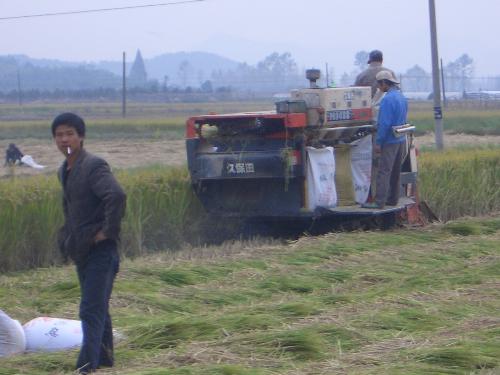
[0,0,497,77]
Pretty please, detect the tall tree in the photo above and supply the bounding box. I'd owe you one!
[177,60,192,88]
[340,72,353,87]
[456,54,474,78]
[354,51,369,71]
[445,53,474,91]
[404,65,430,92]
[200,80,213,93]
[128,49,148,88]
[257,52,297,76]
[256,52,298,90]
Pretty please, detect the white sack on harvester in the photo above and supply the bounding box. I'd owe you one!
[306,146,337,210]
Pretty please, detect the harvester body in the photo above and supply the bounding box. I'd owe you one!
[186,76,418,222]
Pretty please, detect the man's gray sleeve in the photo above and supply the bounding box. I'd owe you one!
[88,159,126,240]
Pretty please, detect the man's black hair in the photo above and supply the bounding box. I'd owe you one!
[368,50,383,63]
[51,112,86,137]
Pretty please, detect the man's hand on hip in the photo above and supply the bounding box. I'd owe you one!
[94,230,107,244]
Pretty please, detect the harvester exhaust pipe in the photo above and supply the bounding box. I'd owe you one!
[306,69,321,88]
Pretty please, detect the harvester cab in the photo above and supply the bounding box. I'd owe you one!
[185,69,418,224]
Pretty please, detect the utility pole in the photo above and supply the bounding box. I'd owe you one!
[429,0,444,150]
[16,68,23,106]
[122,52,126,118]
[325,62,329,87]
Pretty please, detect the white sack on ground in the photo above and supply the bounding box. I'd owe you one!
[350,135,372,204]
[0,310,26,357]
[306,147,337,210]
[23,317,82,352]
[21,155,45,169]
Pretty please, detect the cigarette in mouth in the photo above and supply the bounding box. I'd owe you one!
[67,147,71,155]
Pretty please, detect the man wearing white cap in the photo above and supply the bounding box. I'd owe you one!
[362,70,407,209]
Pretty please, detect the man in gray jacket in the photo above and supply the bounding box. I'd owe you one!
[52,113,126,374]
[355,49,396,100]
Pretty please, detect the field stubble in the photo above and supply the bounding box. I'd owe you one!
[0,216,498,374]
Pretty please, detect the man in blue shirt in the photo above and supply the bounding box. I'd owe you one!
[362,70,407,209]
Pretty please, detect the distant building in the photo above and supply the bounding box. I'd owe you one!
[129,49,148,88]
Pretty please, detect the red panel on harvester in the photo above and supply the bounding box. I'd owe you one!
[185,118,197,139]
[285,113,307,128]
[351,108,372,122]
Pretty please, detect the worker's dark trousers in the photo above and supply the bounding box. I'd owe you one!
[76,240,119,373]
[375,142,404,207]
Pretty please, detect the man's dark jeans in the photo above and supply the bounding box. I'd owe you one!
[76,239,119,373]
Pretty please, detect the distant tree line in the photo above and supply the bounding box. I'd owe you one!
[399,54,480,93]
[1,50,499,103]
[0,56,121,91]
[342,52,497,94]
[210,52,305,92]
[0,85,235,103]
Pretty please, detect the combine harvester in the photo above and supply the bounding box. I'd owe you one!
[185,70,420,231]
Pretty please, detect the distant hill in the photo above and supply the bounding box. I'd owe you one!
[3,54,83,69]
[0,52,240,91]
[95,51,240,86]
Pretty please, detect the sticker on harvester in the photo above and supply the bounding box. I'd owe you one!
[226,162,255,174]
[327,109,353,122]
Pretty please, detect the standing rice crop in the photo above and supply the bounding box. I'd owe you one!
[0,175,63,271]
[419,147,500,221]
[1,148,499,272]
[119,166,203,257]
[0,166,203,272]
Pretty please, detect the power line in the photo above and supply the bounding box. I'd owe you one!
[0,0,206,21]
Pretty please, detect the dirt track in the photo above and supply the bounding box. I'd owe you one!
[1,134,499,178]
[0,139,186,178]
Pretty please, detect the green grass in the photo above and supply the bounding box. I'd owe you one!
[408,104,500,136]
[0,100,273,140]
[0,215,499,374]
[139,365,270,375]
[0,117,186,140]
[0,100,273,120]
